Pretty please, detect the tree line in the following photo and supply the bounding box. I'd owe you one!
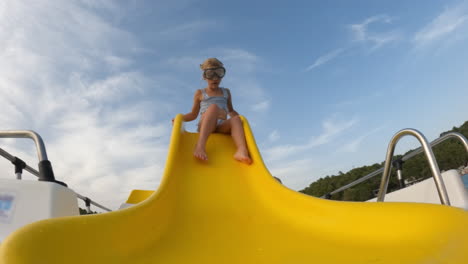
[300,121,468,201]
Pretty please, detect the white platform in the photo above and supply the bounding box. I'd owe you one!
[0,179,79,243]
[368,169,468,209]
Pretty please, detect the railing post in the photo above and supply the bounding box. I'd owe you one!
[85,197,92,214]
[11,157,26,180]
[392,159,405,189]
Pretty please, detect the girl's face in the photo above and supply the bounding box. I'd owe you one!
[203,66,225,89]
[205,77,221,89]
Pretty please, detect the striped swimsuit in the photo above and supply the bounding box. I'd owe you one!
[198,88,229,129]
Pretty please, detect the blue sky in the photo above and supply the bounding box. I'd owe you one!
[1,0,468,210]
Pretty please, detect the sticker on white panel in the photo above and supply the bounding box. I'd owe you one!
[0,191,17,223]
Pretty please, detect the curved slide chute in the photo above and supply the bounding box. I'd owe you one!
[1,114,467,263]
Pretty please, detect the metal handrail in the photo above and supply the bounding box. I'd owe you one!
[0,139,112,212]
[0,130,57,182]
[376,129,450,205]
[321,131,468,198]
[0,130,48,161]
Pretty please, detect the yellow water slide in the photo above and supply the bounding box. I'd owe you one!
[1,115,467,263]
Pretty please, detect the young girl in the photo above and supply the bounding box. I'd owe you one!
[181,58,252,164]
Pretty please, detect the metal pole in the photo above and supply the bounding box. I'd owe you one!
[376,129,450,205]
[0,147,15,161]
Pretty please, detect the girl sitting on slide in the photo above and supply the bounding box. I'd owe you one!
[180,58,252,164]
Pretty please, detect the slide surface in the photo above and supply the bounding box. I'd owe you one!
[1,115,467,263]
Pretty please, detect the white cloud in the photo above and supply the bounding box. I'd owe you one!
[264,116,358,161]
[349,14,400,50]
[165,49,261,77]
[0,0,271,211]
[309,117,358,146]
[166,56,206,71]
[0,0,171,210]
[268,130,280,142]
[104,55,133,70]
[251,100,270,112]
[269,158,317,190]
[413,3,468,46]
[222,49,260,67]
[83,72,146,102]
[331,91,384,109]
[350,15,393,40]
[158,20,219,40]
[216,49,269,116]
[337,125,385,153]
[79,0,119,10]
[338,135,366,153]
[305,48,344,72]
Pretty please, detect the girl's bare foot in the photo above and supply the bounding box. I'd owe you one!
[234,148,252,165]
[194,145,208,161]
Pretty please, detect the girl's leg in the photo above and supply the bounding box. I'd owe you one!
[217,116,252,164]
[195,104,219,161]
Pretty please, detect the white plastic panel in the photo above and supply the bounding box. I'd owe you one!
[0,179,79,242]
[368,170,468,209]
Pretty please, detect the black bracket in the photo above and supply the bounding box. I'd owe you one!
[38,160,56,182]
[392,158,404,171]
[38,160,67,187]
[85,197,91,208]
[11,157,26,174]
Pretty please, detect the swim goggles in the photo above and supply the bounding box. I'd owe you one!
[203,67,226,79]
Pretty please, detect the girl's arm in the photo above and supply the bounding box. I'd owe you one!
[182,90,202,122]
[226,89,239,117]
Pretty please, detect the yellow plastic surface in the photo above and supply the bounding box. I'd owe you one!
[1,114,467,263]
[125,190,154,204]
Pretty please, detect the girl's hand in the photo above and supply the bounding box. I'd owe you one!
[217,109,228,120]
